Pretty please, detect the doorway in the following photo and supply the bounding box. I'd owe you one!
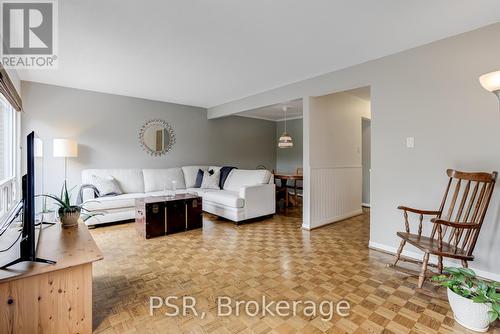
[234,99,304,218]
[303,86,371,230]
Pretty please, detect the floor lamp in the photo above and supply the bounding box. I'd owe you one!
[479,70,500,110]
[53,139,78,181]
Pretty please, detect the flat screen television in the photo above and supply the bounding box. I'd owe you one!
[1,131,55,269]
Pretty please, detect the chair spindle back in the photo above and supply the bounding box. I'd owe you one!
[430,169,497,255]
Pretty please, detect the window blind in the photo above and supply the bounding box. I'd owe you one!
[0,65,22,111]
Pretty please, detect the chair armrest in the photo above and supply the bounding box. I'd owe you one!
[430,218,480,229]
[397,206,441,215]
[398,205,441,235]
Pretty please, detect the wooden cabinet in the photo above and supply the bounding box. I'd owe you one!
[136,194,202,239]
[0,222,103,334]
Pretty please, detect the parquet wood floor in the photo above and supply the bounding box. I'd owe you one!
[90,210,499,334]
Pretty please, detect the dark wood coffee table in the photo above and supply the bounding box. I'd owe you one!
[135,193,202,239]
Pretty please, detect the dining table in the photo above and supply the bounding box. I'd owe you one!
[273,172,303,207]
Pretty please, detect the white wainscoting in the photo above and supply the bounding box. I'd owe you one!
[307,165,363,229]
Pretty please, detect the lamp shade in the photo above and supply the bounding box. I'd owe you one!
[278,106,293,148]
[479,71,500,93]
[53,139,78,158]
[278,132,293,148]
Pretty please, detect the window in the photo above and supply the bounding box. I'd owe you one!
[0,97,15,180]
[0,95,17,219]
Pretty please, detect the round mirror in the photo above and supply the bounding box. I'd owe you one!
[139,120,175,156]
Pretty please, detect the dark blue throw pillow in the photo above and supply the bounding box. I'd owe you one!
[219,166,237,189]
[194,169,204,188]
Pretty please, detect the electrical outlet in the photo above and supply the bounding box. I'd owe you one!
[406,137,415,148]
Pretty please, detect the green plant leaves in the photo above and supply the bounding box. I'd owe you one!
[431,275,447,282]
[37,182,104,224]
[489,309,499,322]
[472,295,488,303]
[460,268,476,278]
[444,267,475,278]
[80,212,103,222]
[489,290,500,303]
[63,180,70,206]
[434,266,500,324]
[38,194,71,209]
[38,182,100,213]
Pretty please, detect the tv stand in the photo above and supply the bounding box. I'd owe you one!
[0,221,57,270]
[0,222,103,333]
[0,256,56,269]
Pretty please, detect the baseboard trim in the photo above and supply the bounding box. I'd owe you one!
[361,203,370,208]
[302,209,363,231]
[368,241,500,282]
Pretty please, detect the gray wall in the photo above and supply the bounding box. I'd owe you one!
[21,82,276,195]
[276,118,302,174]
[207,23,500,279]
[362,118,371,205]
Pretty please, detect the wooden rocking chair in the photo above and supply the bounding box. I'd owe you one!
[391,169,497,288]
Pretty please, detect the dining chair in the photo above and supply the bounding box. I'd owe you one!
[286,167,303,205]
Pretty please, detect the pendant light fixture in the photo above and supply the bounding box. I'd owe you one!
[278,106,293,148]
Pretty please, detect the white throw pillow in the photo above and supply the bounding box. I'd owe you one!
[182,166,209,188]
[91,175,123,196]
[201,170,220,190]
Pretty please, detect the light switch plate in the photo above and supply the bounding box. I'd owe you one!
[406,137,415,148]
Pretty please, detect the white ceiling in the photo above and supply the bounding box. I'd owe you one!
[236,86,371,121]
[18,1,500,108]
[237,99,303,122]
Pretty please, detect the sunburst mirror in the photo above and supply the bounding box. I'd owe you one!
[139,120,176,156]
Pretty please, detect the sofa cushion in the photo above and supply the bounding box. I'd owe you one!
[90,175,123,196]
[223,169,272,192]
[82,169,145,193]
[84,193,146,211]
[201,170,220,190]
[186,188,217,197]
[143,168,186,192]
[182,166,209,188]
[203,190,244,208]
[147,189,190,197]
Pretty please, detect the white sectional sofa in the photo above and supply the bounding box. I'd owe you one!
[80,166,275,226]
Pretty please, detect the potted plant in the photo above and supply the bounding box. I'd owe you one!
[39,181,99,227]
[432,267,500,332]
